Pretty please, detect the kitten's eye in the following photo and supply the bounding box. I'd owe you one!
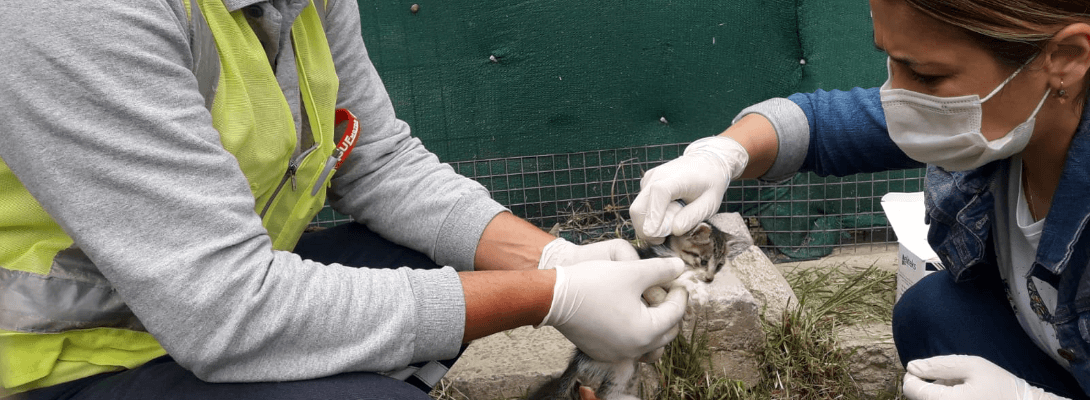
[683,251,700,258]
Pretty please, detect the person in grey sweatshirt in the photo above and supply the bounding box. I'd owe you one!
[0,0,689,399]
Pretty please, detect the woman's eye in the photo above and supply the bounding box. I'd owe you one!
[909,70,944,85]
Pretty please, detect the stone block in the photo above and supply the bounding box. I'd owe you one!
[444,326,571,398]
[444,326,662,399]
[730,245,800,324]
[838,322,904,397]
[683,267,763,386]
[445,325,572,400]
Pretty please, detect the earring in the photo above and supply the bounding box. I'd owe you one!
[1058,79,1068,98]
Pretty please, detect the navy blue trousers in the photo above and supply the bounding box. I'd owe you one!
[893,269,1090,398]
[22,223,455,400]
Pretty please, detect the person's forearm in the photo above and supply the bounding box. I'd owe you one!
[460,268,555,342]
[473,211,556,271]
[717,113,779,180]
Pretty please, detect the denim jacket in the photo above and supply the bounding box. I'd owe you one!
[771,87,1090,394]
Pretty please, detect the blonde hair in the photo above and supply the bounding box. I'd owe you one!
[904,0,1090,100]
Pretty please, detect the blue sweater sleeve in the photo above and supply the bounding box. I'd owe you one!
[788,87,923,177]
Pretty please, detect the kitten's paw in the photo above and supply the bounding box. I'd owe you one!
[689,284,710,307]
[670,276,709,307]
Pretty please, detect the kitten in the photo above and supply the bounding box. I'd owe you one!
[526,222,731,400]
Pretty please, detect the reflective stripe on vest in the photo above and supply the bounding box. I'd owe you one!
[1,248,145,333]
[0,0,339,392]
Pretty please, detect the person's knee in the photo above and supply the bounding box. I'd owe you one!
[894,273,944,332]
[892,271,956,364]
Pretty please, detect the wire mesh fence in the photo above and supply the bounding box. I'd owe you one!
[310,143,925,263]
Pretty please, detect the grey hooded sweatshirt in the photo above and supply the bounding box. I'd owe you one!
[0,0,506,382]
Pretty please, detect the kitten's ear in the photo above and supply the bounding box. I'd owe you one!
[688,223,713,243]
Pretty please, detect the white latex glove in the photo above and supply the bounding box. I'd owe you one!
[539,257,689,362]
[630,136,748,245]
[903,355,1071,400]
[538,238,641,269]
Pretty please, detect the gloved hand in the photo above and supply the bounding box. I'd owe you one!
[630,136,748,245]
[637,285,674,363]
[903,355,1071,400]
[539,257,689,362]
[538,238,640,269]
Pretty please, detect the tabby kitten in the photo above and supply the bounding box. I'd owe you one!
[526,222,731,400]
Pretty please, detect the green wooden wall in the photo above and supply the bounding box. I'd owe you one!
[331,1,912,260]
[356,0,887,162]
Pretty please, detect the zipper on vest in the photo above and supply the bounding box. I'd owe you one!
[311,156,338,196]
[259,145,319,218]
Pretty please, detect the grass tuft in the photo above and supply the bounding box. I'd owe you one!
[758,298,862,399]
[787,263,896,326]
[648,264,901,400]
[653,321,750,400]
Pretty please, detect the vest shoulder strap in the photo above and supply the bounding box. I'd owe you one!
[182,0,221,111]
[180,0,330,112]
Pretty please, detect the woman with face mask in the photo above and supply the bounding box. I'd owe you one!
[629,0,1090,399]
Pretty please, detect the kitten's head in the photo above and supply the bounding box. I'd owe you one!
[665,222,728,282]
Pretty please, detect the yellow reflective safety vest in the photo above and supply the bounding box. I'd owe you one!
[0,0,339,393]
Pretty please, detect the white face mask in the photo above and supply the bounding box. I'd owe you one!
[880,57,1050,171]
